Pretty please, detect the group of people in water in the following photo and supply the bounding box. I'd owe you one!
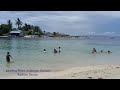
[43,47,61,53]
[6,47,112,63]
[6,47,61,63]
[92,48,112,54]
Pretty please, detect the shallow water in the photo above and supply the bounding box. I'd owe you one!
[0,36,120,72]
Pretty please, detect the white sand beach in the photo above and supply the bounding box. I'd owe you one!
[1,64,120,79]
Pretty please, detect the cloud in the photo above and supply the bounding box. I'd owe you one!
[95,11,120,19]
[0,11,120,35]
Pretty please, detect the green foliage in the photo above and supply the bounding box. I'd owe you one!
[53,32,57,36]
[27,31,32,35]
[0,18,44,36]
[0,24,9,35]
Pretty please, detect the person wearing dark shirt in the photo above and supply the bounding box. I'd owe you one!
[54,49,57,53]
[6,52,12,63]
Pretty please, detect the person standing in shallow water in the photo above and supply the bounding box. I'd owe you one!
[58,47,61,52]
[6,52,13,63]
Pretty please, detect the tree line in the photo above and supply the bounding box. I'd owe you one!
[0,18,69,37]
[0,18,43,36]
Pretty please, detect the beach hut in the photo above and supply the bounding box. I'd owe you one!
[10,30,23,37]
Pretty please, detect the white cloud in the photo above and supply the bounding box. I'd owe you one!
[95,11,120,19]
[0,11,120,35]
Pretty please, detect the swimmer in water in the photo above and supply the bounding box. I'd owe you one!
[58,47,61,52]
[92,48,97,53]
[54,49,57,53]
[43,49,46,53]
[6,52,13,63]
[108,50,112,54]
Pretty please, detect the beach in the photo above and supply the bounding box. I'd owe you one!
[0,37,120,79]
[1,64,120,79]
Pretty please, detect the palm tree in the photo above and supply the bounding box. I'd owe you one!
[24,23,29,31]
[43,31,46,35]
[7,20,12,31]
[15,18,22,29]
[53,32,57,36]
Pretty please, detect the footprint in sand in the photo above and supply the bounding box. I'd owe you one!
[116,67,120,68]
[71,76,75,77]
[98,78,103,79]
[73,73,77,75]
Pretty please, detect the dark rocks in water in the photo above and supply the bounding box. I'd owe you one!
[116,67,120,68]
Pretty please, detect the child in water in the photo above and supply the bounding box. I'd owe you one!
[59,47,61,52]
[108,50,112,54]
[54,49,57,53]
[92,48,97,53]
[43,49,46,53]
[6,52,13,63]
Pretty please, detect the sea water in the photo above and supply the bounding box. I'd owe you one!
[0,36,120,72]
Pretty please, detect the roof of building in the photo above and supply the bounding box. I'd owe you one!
[10,30,22,34]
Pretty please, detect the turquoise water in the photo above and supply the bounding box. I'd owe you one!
[0,36,120,72]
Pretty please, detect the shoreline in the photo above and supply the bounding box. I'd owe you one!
[1,64,120,79]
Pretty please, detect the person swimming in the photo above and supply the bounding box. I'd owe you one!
[43,49,46,53]
[92,48,97,53]
[101,50,103,53]
[58,47,61,52]
[6,52,13,63]
[108,50,112,54]
[54,49,57,53]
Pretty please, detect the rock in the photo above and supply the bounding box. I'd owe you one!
[88,77,92,79]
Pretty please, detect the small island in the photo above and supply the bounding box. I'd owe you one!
[0,18,90,39]
[0,18,71,38]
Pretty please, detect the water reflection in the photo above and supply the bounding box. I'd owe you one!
[6,62,10,69]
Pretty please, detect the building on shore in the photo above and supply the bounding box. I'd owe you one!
[9,30,24,37]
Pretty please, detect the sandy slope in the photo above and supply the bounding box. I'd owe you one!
[1,64,120,79]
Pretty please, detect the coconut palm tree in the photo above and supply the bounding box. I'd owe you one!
[15,18,22,29]
[7,20,12,31]
[43,31,46,35]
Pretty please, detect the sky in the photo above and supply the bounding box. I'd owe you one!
[0,11,120,36]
